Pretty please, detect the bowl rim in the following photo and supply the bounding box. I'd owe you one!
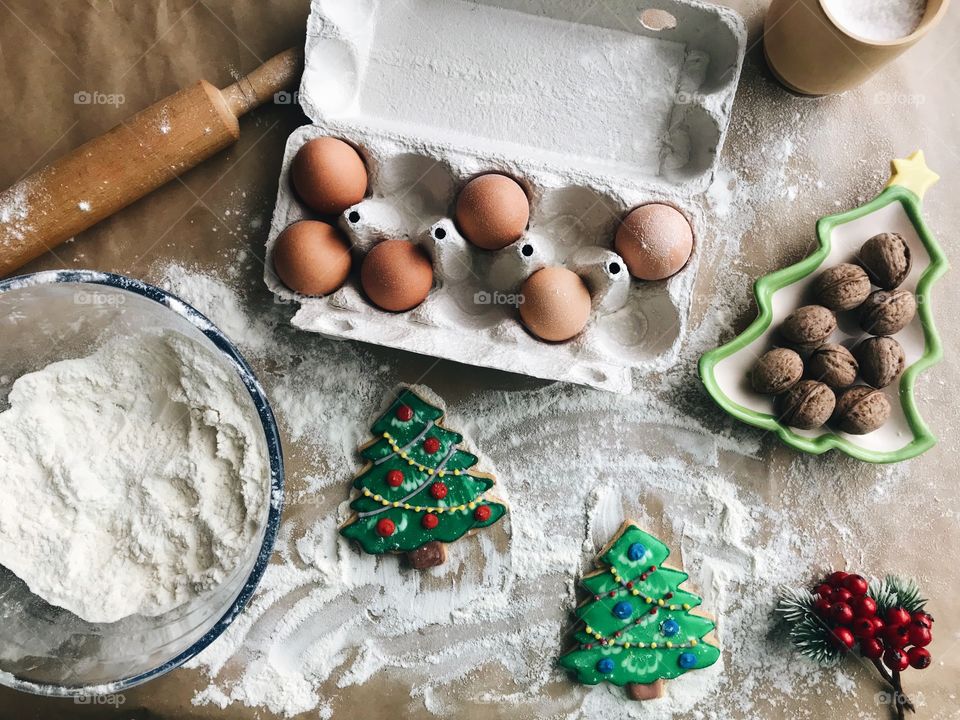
[0,269,285,697]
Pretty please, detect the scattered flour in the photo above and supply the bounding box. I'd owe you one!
[823,0,927,41]
[152,47,934,719]
[834,668,857,694]
[0,183,32,245]
[160,246,908,719]
[0,330,269,623]
[158,107,172,135]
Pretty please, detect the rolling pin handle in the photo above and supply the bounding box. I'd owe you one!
[221,47,304,117]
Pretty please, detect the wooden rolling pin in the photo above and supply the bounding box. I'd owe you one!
[0,47,303,278]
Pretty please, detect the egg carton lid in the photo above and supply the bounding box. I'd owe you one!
[299,0,746,195]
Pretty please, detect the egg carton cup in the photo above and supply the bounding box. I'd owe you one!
[266,0,747,393]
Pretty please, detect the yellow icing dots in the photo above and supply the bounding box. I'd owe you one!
[580,625,697,651]
[580,617,697,651]
[360,488,480,515]
[381,432,458,477]
[577,562,707,652]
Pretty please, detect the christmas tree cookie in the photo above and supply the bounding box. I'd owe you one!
[340,387,507,569]
[559,522,720,700]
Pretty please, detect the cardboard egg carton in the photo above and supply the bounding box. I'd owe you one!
[266,0,746,393]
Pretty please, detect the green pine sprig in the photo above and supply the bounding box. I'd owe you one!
[776,585,816,624]
[776,585,843,667]
[869,574,928,615]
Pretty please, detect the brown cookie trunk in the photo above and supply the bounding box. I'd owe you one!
[627,680,665,701]
[407,541,447,569]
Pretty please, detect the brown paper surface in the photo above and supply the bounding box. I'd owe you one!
[0,1,958,718]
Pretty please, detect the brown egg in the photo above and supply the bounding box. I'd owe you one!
[291,137,368,215]
[614,203,694,281]
[455,174,530,250]
[272,221,352,296]
[519,267,592,342]
[361,239,434,312]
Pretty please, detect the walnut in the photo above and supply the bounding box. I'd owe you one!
[781,305,836,352]
[834,386,892,435]
[751,348,804,394]
[860,289,917,336]
[778,380,836,430]
[807,344,858,389]
[855,337,906,389]
[812,263,871,311]
[858,233,912,290]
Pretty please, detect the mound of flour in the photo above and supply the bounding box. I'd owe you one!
[0,330,268,624]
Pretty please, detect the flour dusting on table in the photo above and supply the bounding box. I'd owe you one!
[0,330,269,624]
[161,235,909,720]
[155,68,934,719]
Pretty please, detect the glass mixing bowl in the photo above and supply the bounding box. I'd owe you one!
[0,270,284,696]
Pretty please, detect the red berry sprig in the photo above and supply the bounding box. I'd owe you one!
[812,571,870,651]
[811,571,934,671]
[809,571,934,719]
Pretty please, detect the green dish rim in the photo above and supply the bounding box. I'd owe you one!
[698,184,949,464]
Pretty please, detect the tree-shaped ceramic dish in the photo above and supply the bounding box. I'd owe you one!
[699,152,948,464]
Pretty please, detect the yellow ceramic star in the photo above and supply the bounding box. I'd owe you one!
[886,150,939,200]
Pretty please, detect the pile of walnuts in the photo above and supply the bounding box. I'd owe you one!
[751,233,916,434]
